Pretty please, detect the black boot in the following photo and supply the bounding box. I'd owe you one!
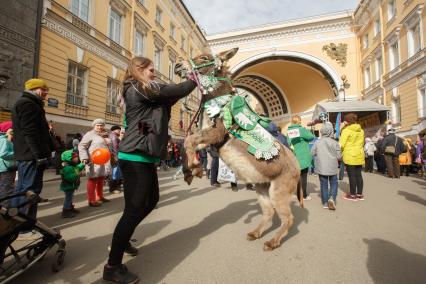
[70,205,80,214]
[103,264,139,284]
[62,208,76,218]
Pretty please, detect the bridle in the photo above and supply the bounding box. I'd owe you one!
[185,56,233,136]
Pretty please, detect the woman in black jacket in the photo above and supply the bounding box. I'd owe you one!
[103,57,196,283]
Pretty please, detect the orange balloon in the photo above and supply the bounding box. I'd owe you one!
[91,148,111,165]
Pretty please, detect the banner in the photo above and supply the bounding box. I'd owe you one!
[217,158,236,183]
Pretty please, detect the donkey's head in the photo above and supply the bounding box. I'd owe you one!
[175,47,239,100]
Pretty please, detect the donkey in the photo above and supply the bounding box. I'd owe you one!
[175,47,303,251]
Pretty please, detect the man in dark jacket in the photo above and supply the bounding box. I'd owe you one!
[381,128,406,178]
[11,78,53,228]
[109,125,122,193]
[207,145,220,187]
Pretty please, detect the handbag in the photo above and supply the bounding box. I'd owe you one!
[384,137,397,155]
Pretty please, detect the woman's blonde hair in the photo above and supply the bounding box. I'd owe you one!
[291,115,301,125]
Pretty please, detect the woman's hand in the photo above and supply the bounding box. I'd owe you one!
[82,159,89,165]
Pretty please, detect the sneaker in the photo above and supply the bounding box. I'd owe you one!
[343,194,358,201]
[328,199,336,210]
[99,197,111,203]
[61,209,76,218]
[111,190,121,194]
[303,195,312,201]
[103,264,139,284]
[322,204,329,209]
[356,194,365,201]
[16,231,42,241]
[211,183,221,188]
[125,244,139,256]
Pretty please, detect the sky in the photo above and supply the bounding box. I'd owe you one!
[182,0,360,35]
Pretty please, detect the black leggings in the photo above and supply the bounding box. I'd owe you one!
[300,168,309,198]
[346,165,363,195]
[108,160,159,266]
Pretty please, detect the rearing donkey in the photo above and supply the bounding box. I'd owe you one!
[175,47,303,251]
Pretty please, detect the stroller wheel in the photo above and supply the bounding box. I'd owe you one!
[51,249,66,272]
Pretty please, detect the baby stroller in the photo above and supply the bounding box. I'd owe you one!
[0,191,66,283]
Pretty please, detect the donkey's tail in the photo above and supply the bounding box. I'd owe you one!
[296,178,304,208]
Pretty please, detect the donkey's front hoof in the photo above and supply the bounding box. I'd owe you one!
[192,168,203,178]
[263,240,279,251]
[184,173,194,185]
[247,232,260,241]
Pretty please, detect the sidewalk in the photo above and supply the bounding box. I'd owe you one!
[43,168,61,182]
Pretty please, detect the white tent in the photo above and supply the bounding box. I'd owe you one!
[312,100,390,121]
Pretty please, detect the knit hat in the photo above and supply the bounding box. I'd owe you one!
[111,125,121,131]
[320,122,334,137]
[61,150,77,162]
[0,121,12,133]
[25,78,48,90]
[92,118,105,127]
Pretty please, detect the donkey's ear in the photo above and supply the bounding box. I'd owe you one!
[218,47,239,61]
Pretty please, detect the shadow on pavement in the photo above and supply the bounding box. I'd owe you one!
[12,220,172,283]
[397,190,426,206]
[364,238,426,284]
[157,187,210,208]
[411,178,426,189]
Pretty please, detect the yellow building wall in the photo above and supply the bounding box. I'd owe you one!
[398,78,419,131]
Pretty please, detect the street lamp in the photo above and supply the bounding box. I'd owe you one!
[339,75,350,102]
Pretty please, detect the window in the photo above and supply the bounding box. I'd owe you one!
[374,19,381,37]
[375,56,383,80]
[134,30,145,56]
[66,62,87,106]
[387,0,396,22]
[180,35,185,51]
[363,65,371,88]
[106,79,120,114]
[168,58,175,80]
[408,22,422,57]
[170,23,175,39]
[362,34,369,49]
[419,88,426,118]
[391,88,401,123]
[109,9,121,43]
[155,7,162,25]
[71,0,89,22]
[154,46,162,71]
[389,41,399,70]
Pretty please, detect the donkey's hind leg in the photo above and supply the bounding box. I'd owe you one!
[247,183,274,241]
[263,180,295,251]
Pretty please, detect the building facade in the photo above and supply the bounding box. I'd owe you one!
[39,0,207,142]
[208,11,360,130]
[0,0,43,121]
[354,0,425,137]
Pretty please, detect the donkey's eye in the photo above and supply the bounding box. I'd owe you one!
[200,56,209,61]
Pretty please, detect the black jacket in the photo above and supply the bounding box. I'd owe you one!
[12,91,53,160]
[381,133,406,157]
[119,79,196,159]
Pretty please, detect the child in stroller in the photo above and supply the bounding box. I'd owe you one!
[0,191,66,283]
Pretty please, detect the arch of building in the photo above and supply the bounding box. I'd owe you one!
[230,50,343,122]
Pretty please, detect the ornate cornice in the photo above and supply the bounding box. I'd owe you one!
[208,20,352,47]
[152,31,167,48]
[134,12,151,33]
[0,24,35,52]
[42,10,129,70]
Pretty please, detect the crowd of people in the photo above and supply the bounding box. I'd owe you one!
[1,61,426,283]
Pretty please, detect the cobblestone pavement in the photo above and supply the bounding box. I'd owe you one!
[10,169,426,283]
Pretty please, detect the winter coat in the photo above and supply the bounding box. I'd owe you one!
[11,91,53,160]
[364,139,376,156]
[78,129,112,178]
[267,122,290,149]
[339,123,365,166]
[311,122,341,176]
[118,79,196,159]
[287,124,315,170]
[60,150,85,192]
[381,133,406,157]
[0,134,15,173]
[109,131,120,163]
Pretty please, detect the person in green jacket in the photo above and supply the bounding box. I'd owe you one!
[287,115,315,200]
[339,113,365,201]
[60,150,85,218]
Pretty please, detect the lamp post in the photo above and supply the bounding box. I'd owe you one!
[339,75,350,102]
